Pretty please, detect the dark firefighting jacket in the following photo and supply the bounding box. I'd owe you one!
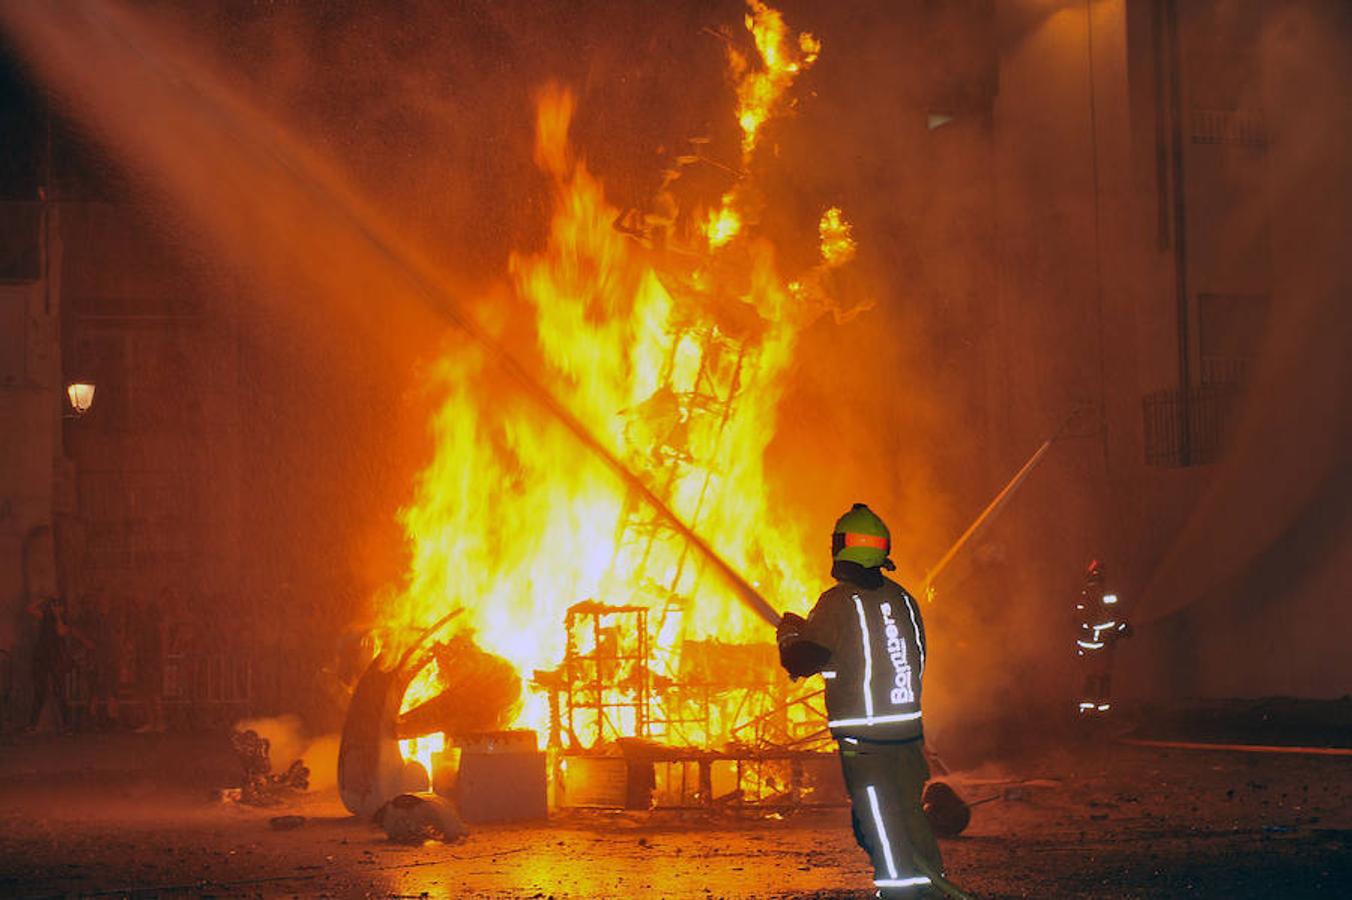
[782,571,927,742]
[1075,586,1129,655]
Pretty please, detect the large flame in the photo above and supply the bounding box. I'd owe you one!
[385,1,855,751]
[731,0,821,156]
[703,0,822,252]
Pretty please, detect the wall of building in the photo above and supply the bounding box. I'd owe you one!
[1,189,254,728]
[0,204,62,728]
[974,0,1350,703]
[56,200,250,721]
[1119,0,1352,699]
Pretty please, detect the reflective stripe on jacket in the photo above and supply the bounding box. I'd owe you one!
[801,576,926,742]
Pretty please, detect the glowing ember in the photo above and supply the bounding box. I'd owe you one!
[818,207,858,268]
[704,206,743,250]
[400,731,444,781]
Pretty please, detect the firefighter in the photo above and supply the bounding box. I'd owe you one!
[1075,560,1131,716]
[777,503,952,899]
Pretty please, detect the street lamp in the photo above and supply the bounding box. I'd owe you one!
[66,382,96,417]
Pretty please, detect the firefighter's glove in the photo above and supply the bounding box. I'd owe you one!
[777,611,807,647]
[777,612,830,679]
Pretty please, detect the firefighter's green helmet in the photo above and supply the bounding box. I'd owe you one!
[831,502,895,571]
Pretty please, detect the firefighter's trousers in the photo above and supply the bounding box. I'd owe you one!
[1077,646,1117,713]
[838,736,943,899]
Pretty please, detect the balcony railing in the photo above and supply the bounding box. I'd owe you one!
[1143,384,1240,467]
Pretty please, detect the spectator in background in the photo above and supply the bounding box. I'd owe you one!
[133,592,166,733]
[60,594,96,730]
[25,594,71,733]
[79,590,122,730]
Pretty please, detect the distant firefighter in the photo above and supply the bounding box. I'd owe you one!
[777,503,965,899]
[1075,560,1131,716]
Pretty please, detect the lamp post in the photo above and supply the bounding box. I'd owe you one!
[64,381,95,417]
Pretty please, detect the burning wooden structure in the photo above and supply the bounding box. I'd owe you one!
[339,0,875,818]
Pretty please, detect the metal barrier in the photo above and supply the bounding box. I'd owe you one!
[165,652,253,714]
[53,649,255,728]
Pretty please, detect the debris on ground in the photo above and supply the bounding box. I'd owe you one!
[922,781,972,837]
[228,729,311,806]
[269,815,307,830]
[374,792,468,844]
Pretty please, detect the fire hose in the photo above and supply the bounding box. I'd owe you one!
[914,858,977,900]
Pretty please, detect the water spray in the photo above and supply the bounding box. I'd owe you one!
[921,407,1087,597]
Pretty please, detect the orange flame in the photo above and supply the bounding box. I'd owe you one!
[818,206,857,268]
[733,0,820,156]
[385,2,857,753]
[702,0,820,250]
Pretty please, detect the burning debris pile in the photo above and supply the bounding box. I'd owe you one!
[342,0,868,814]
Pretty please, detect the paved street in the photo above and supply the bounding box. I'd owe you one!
[0,733,1347,898]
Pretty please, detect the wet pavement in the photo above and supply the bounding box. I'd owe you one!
[0,732,1348,898]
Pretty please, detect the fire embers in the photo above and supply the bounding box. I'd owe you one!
[227,728,310,806]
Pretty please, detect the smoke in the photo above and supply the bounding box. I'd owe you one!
[234,714,341,791]
[234,714,308,774]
